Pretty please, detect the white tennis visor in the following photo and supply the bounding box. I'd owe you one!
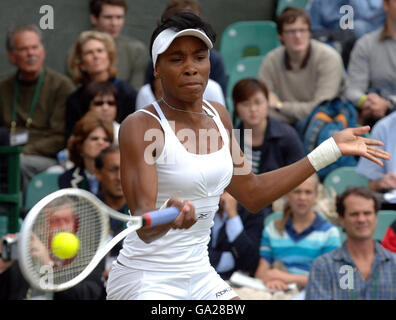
[152,28,213,67]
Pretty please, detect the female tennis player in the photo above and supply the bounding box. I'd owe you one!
[106,12,390,300]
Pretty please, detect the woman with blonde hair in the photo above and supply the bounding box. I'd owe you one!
[254,174,341,294]
[66,30,136,139]
[68,31,118,85]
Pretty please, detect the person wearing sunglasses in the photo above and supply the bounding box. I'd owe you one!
[48,82,120,174]
[82,81,120,146]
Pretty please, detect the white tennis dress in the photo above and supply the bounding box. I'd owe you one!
[106,100,238,300]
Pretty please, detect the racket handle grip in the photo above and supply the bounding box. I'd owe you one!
[143,206,180,227]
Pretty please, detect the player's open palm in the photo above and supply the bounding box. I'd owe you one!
[333,126,391,166]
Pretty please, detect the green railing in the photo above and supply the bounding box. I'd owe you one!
[0,145,23,235]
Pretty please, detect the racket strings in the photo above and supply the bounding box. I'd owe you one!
[26,195,107,289]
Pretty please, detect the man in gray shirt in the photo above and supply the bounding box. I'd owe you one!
[258,7,345,125]
[344,0,396,126]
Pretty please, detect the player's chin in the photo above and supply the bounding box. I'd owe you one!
[179,87,204,99]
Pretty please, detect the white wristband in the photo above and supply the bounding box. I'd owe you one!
[307,137,342,171]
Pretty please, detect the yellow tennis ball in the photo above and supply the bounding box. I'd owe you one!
[51,232,80,259]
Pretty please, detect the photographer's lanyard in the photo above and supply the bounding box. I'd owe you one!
[10,69,45,133]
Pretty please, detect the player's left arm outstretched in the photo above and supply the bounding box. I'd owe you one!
[211,102,391,213]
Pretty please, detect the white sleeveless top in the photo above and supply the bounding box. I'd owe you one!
[118,100,234,272]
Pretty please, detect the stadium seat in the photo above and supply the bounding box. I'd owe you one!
[337,226,346,244]
[225,55,265,117]
[219,20,280,76]
[0,216,23,238]
[276,0,309,17]
[323,166,369,195]
[374,210,396,242]
[25,171,61,211]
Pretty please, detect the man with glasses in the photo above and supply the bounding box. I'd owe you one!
[258,7,345,125]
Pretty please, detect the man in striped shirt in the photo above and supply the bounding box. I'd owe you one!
[305,187,396,299]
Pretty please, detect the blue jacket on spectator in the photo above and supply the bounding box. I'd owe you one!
[307,0,385,39]
[208,204,266,280]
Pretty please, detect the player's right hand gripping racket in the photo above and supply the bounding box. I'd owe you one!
[18,188,180,292]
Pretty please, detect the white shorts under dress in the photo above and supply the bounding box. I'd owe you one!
[106,260,237,300]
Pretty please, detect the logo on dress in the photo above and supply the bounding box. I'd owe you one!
[197,213,209,219]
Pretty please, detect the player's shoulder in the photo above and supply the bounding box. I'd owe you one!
[204,100,233,131]
[119,105,162,141]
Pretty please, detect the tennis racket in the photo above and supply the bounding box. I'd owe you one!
[18,188,180,292]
